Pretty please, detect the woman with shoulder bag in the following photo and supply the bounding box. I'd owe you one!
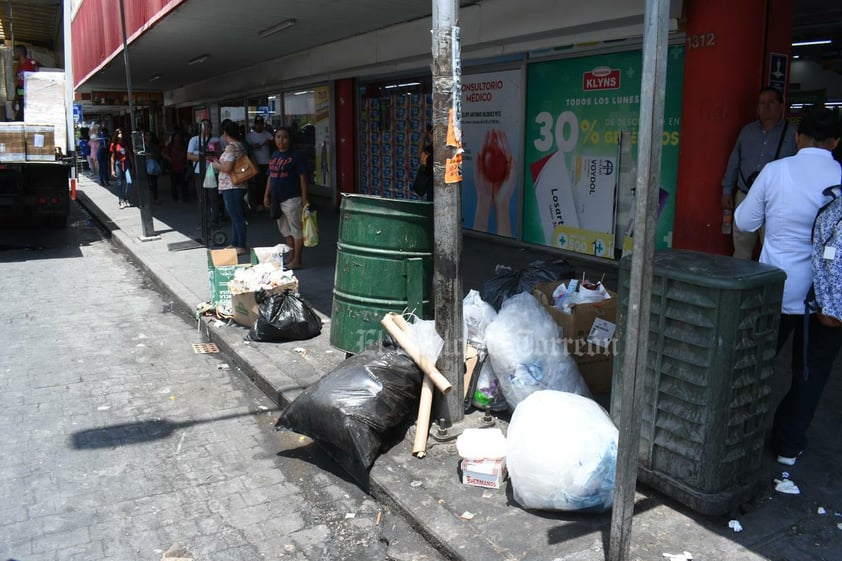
[212,121,249,254]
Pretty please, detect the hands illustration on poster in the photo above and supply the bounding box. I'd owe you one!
[474,129,515,236]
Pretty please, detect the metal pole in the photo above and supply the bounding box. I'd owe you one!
[118,0,154,238]
[608,0,670,559]
[63,0,75,179]
[432,0,464,426]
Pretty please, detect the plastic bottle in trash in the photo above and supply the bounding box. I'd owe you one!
[721,209,733,235]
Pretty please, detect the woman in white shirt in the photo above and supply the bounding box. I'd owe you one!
[734,107,842,466]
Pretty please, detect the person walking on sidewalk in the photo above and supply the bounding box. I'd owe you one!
[212,122,249,254]
[264,127,308,269]
[246,116,273,212]
[722,87,796,259]
[187,119,222,228]
[110,128,132,208]
[734,107,842,466]
[97,127,111,187]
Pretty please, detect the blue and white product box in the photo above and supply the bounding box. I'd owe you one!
[395,165,406,180]
[371,154,380,166]
[394,132,405,145]
[395,145,405,157]
[381,189,392,198]
[370,131,380,144]
[382,131,392,143]
[395,106,407,120]
[383,154,392,168]
[410,130,421,145]
[371,187,381,196]
[395,178,406,192]
[382,176,393,189]
[395,119,407,132]
[370,176,380,189]
[395,158,406,172]
[410,104,421,118]
[410,156,420,170]
[370,143,379,154]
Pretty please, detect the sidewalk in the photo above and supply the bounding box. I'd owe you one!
[75,172,841,561]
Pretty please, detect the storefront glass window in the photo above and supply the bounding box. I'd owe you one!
[282,85,332,188]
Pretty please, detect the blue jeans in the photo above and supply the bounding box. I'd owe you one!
[115,160,131,202]
[222,189,247,248]
[97,149,110,185]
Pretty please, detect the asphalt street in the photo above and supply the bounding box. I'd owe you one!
[0,202,445,561]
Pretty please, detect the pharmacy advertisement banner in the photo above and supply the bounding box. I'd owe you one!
[461,69,523,238]
[522,47,685,257]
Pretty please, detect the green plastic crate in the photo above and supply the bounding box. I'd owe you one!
[612,249,786,515]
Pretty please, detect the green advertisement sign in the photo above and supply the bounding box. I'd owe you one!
[522,47,685,257]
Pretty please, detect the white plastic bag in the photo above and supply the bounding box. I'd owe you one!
[471,360,508,412]
[507,390,618,512]
[484,293,589,409]
[463,289,497,344]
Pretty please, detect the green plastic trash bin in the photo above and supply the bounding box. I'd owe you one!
[612,249,786,515]
[330,194,434,354]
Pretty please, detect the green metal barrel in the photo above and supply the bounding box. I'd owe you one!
[330,194,434,353]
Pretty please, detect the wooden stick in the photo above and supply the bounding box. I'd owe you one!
[380,314,452,394]
[383,313,448,458]
[413,377,434,458]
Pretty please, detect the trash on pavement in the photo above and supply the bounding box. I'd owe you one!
[275,338,424,477]
[245,289,321,342]
[378,313,447,458]
[485,293,589,409]
[228,261,298,327]
[533,278,617,394]
[480,259,574,311]
[728,519,743,532]
[774,478,801,495]
[818,506,826,515]
[457,428,508,489]
[662,552,693,561]
[459,511,475,520]
[506,390,618,512]
[207,248,253,317]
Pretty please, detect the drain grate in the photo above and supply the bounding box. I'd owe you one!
[192,343,220,354]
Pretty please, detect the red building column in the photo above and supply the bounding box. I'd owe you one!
[673,0,793,254]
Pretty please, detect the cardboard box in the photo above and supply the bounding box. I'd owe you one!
[533,281,617,394]
[231,279,299,328]
[460,458,507,489]
[0,123,26,162]
[25,124,55,161]
[207,249,253,316]
[24,71,67,155]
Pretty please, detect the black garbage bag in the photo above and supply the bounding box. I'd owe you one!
[481,259,574,310]
[246,289,322,342]
[275,338,424,474]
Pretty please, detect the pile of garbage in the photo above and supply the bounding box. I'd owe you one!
[274,259,619,513]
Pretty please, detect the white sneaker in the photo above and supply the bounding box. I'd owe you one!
[119,200,126,208]
[776,451,803,466]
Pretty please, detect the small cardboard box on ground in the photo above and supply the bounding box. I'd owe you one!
[460,458,507,489]
[207,249,255,316]
[0,123,26,161]
[533,281,618,394]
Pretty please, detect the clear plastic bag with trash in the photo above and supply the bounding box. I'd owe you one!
[484,293,590,409]
[506,390,618,512]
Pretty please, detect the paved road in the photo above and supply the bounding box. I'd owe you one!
[0,202,445,561]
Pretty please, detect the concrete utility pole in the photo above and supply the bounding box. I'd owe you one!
[608,0,670,559]
[431,0,464,425]
[118,0,154,239]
